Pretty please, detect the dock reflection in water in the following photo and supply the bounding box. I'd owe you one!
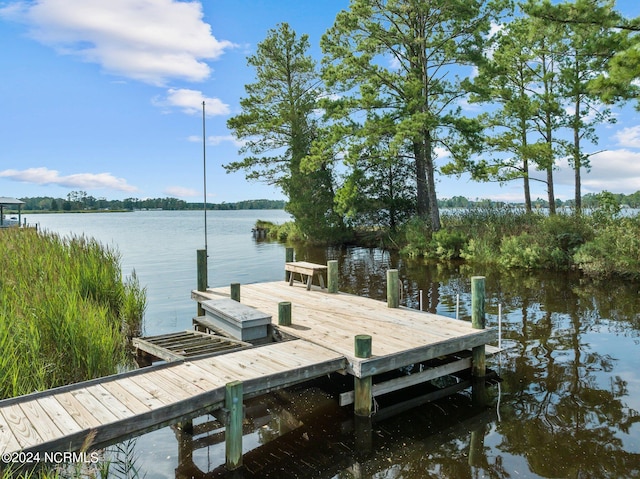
[28,212,640,478]
[171,386,495,479]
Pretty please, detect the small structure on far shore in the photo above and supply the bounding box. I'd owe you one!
[0,196,25,227]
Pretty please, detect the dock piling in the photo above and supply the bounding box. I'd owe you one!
[386,269,399,308]
[327,260,338,293]
[230,282,241,302]
[278,301,292,326]
[196,249,208,316]
[471,276,487,406]
[285,247,294,281]
[225,380,244,471]
[354,335,373,417]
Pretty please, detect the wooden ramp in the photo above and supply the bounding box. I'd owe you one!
[195,281,497,377]
[0,340,345,454]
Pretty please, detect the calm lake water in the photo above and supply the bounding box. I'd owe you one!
[28,211,640,478]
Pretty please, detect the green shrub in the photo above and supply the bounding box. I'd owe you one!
[429,229,468,260]
[498,233,544,269]
[399,217,432,258]
[460,237,497,264]
[574,217,640,278]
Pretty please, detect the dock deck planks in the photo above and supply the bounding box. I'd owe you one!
[200,281,496,377]
[1,280,495,455]
[0,340,345,454]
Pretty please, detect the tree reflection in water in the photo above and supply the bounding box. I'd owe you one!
[132,246,639,478]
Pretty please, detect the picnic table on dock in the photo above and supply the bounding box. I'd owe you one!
[285,261,327,290]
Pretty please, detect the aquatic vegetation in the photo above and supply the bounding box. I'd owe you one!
[0,228,146,399]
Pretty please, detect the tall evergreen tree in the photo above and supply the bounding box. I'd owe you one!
[457,17,541,212]
[525,3,568,215]
[225,23,342,240]
[320,0,504,231]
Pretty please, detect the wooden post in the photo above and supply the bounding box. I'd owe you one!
[471,276,487,406]
[327,260,338,294]
[278,301,291,326]
[471,276,486,378]
[225,380,243,471]
[386,269,399,308]
[230,283,240,302]
[196,249,208,317]
[471,276,486,329]
[285,247,294,281]
[354,335,372,417]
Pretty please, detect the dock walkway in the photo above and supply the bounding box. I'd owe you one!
[0,339,344,454]
[1,280,495,457]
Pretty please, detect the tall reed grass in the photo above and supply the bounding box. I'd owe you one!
[0,228,146,399]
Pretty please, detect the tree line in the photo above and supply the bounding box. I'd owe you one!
[16,189,640,214]
[17,193,285,212]
[224,0,639,242]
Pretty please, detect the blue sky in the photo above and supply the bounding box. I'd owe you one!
[0,0,638,204]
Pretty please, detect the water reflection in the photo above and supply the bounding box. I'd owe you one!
[255,246,640,478]
[168,387,495,479]
[164,257,639,478]
[30,212,639,477]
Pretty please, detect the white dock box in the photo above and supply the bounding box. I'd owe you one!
[200,298,272,341]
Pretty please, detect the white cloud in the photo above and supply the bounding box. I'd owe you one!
[163,186,199,197]
[207,135,243,146]
[0,167,137,191]
[187,134,244,147]
[546,150,640,194]
[615,126,640,149]
[0,0,234,85]
[153,88,229,116]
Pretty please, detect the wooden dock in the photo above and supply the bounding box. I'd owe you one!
[194,281,496,378]
[0,277,496,464]
[0,339,344,455]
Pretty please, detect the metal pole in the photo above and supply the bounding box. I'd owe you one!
[202,101,208,252]
[498,303,502,350]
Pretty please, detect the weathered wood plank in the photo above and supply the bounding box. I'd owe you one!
[111,378,167,410]
[340,358,472,406]
[18,399,63,443]
[0,412,24,453]
[85,385,136,421]
[55,392,102,430]
[35,396,83,436]
[206,281,497,377]
[70,389,119,425]
[100,381,150,415]
[0,403,43,449]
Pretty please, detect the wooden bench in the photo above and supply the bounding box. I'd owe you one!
[285,261,327,290]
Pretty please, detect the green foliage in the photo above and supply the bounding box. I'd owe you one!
[400,207,638,277]
[399,217,432,258]
[225,23,342,240]
[574,216,640,278]
[430,229,468,260]
[0,229,146,399]
[460,238,497,264]
[320,0,505,230]
[498,233,545,269]
[590,190,622,226]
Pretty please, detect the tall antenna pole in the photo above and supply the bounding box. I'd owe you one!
[202,100,208,252]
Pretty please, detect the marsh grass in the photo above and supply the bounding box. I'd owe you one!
[0,438,143,479]
[398,204,639,277]
[0,228,146,399]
